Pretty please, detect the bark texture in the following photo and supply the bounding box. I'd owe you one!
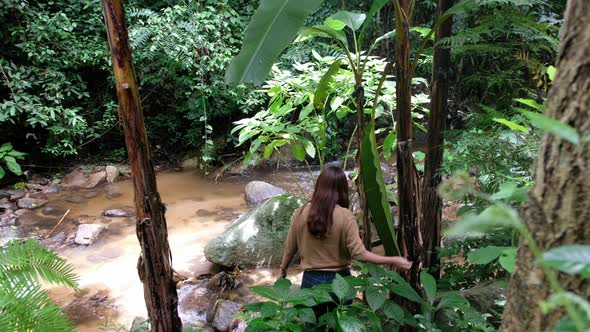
[394,0,423,325]
[102,1,182,331]
[500,1,590,330]
[421,0,454,279]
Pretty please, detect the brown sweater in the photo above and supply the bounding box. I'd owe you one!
[280,204,367,271]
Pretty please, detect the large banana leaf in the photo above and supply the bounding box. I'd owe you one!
[361,125,400,256]
[225,0,325,85]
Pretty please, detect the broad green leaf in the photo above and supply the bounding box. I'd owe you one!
[437,293,469,310]
[7,150,26,159]
[382,300,404,323]
[420,271,437,305]
[336,106,352,119]
[493,118,530,134]
[382,132,397,160]
[547,66,557,81]
[331,11,366,31]
[332,274,354,301]
[297,25,348,47]
[374,30,396,46]
[543,245,590,277]
[292,144,306,161]
[303,139,316,158]
[499,248,517,273]
[274,278,292,299]
[337,311,365,332]
[519,110,580,145]
[4,156,22,176]
[389,283,423,304]
[366,285,387,311]
[411,27,432,39]
[467,246,511,264]
[0,143,12,153]
[490,181,529,202]
[313,59,342,109]
[324,17,346,30]
[225,0,325,84]
[360,124,399,256]
[0,166,5,179]
[250,285,281,301]
[514,98,544,111]
[445,204,523,238]
[362,0,388,32]
[297,307,316,324]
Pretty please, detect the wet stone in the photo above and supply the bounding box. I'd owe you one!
[42,206,67,216]
[9,190,26,201]
[196,209,216,217]
[75,224,106,245]
[83,191,99,199]
[103,208,135,218]
[17,197,48,209]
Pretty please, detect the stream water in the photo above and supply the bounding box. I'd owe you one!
[14,168,312,331]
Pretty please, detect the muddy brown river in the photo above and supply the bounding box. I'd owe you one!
[15,169,312,331]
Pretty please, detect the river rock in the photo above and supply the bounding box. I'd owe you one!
[42,185,60,194]
[205,195,306,267]
[244,181,288,207]
[0,226,19,247]
[42,206,67,216]
[17,197,48,209]
[10,190,26,201]
[0,198,14,211]
[75,224,106,245]
[61,170,107,189]
[106,165,119,183]
[181,156,200,169]
[212,300,241,332]
[103,208,135,218]
[0,211,15,227]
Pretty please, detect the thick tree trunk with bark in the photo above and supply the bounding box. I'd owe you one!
[500,1,590,330]
[421,0,454,279]
[394,0,422,325]
[101,1,182,331]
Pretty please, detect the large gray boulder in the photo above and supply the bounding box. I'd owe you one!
[61,170,106,189]
[205,195,306,267]
[244,181,287,207]
[17,197,48,209]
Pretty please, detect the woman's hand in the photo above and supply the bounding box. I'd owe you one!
[391,257,413,271]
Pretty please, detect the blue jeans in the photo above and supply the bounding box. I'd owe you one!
[301,269,352,330]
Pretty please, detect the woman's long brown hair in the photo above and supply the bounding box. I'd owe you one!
[308,166,350,239]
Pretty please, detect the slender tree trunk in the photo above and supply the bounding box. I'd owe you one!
[421,0,454,279]
[393,0,422,325]
[101,1,182,331]
[500,1,590,330]
[355,84,372,250]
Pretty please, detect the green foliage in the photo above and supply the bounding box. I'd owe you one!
[440,0,560,106]
[0,0,114,157]
[442,174,590,331]
[241,263,495,331]
[361,125,399,256]
[225,0,326,85]
[0,143,26,179]
[0,240,79,331]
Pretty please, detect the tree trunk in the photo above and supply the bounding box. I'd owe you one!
[421,0,454,280]
[101,1,182,331]
[354,84,372,250]
[393,0,422,325]
[500,1,590,330]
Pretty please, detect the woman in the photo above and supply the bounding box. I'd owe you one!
[280,166,412,320]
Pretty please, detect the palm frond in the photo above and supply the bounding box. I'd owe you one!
[0,240,78,289]
[0,277,75,332]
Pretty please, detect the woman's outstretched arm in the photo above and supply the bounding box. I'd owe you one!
[279,212,299,278]
[359,250,412,270]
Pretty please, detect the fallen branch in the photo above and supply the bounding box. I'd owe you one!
[45,209,71,239]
